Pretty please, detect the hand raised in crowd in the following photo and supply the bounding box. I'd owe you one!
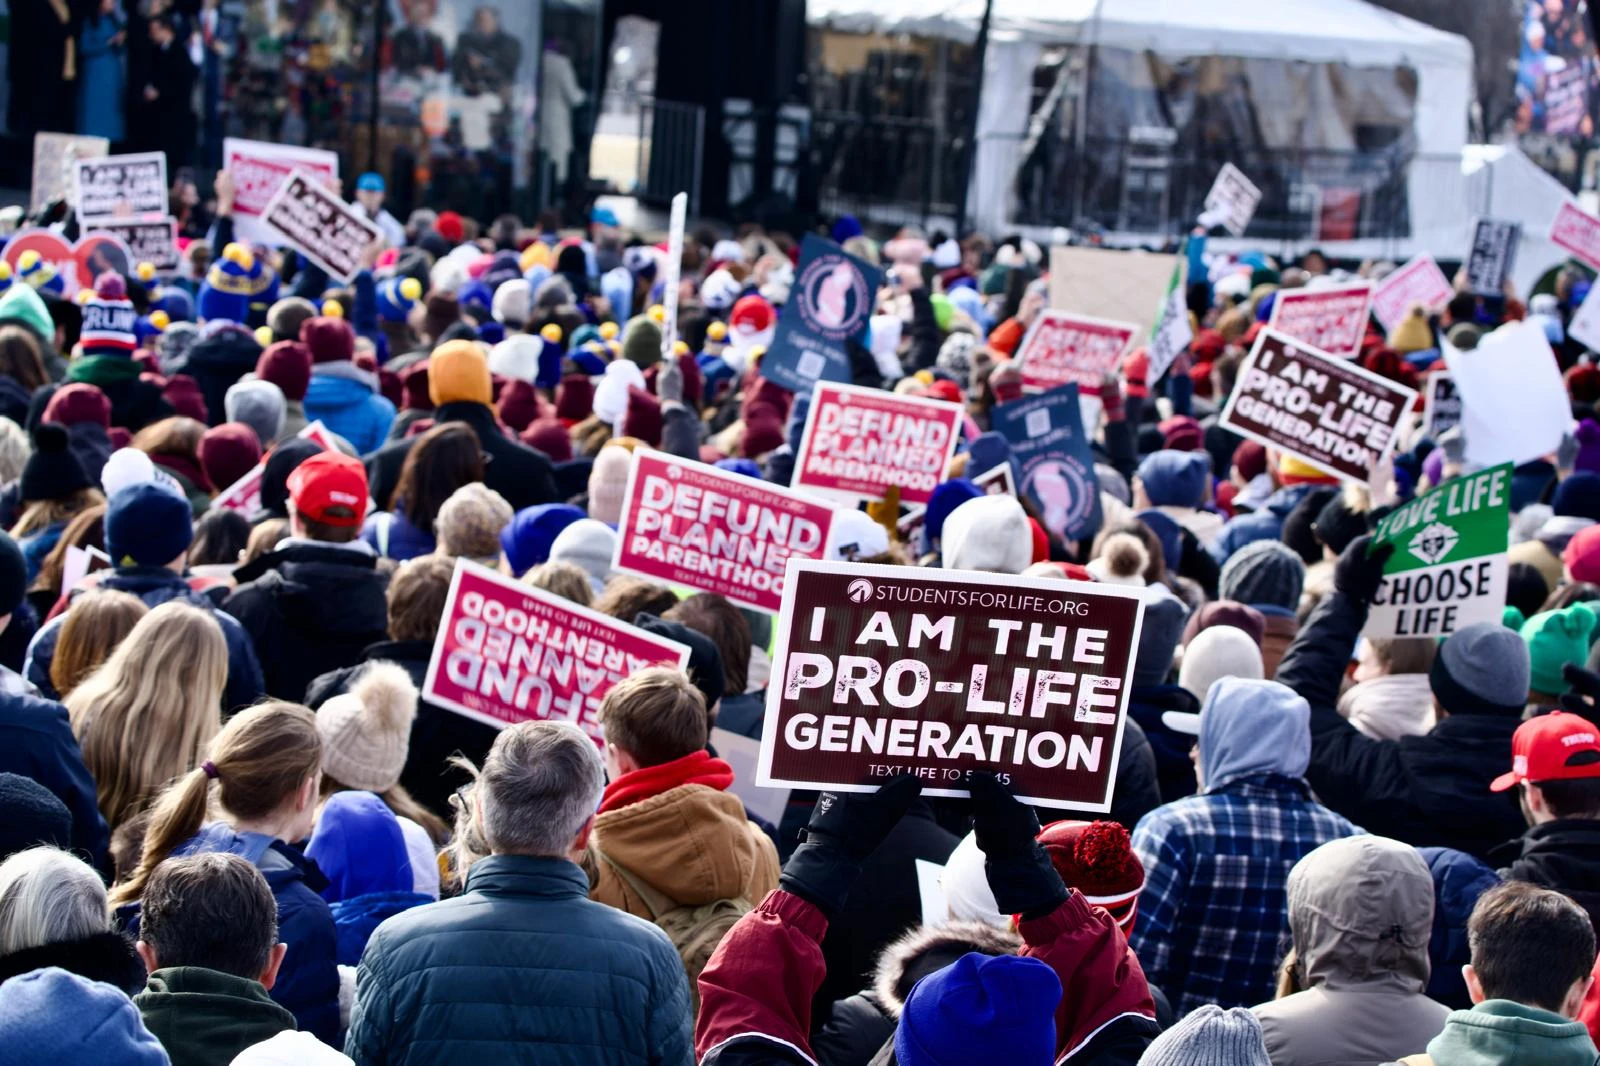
[1099,370,1125,424]
[779,773,922,917]
[359,237,388,271]
[656,356,683,404]
[1333,533,1394,607]
[1018,287,1046,327]
[866,484,901,544]
[213,168,235,217]
[1561,662,1600,717]
[969,771,1068,920]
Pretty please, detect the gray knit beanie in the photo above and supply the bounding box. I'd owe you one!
[1138,1005,1270,1066]
[1219,540,1305,612]
[224,378,287,448]
[1430,621,1532,716]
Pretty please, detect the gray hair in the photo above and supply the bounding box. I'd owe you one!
[0,847,110,953]
[0,417,28,485]
[477,721,604,857]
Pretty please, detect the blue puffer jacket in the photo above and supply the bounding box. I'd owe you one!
[1207,483,1322,564]
[304,366,397,456]
[346,855,692,1066]
[359,506,435,561]
[1419,846,1501,1010]
[173,825,341,1044]
[0,678,110,873]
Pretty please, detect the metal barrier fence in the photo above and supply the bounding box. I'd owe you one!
[591,91,705,214]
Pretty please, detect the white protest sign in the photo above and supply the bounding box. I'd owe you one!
[74,152,168,223]
[1443,322,1572,467]
[1571,281,1600,353]
[916,859,949,925]
[31,133,107,213]
[660,191,687,360]
[711,727,789,827]
[1202,163,1262,237]
[261,170,382,285]
[1146,275,1194,383]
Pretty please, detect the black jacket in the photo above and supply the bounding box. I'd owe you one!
[1110,717,1162,833]
[0,931,145,994]
[174,325,263,427]
[223,542,390,703]
[365,401,559,511]
[1277,590,1524,860]
[1492,819,1600,933]
[304,638,498,820]
[0,682,109,872]
[1127,684,1202,804]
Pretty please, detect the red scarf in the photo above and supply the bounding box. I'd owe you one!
[599,750,734,815]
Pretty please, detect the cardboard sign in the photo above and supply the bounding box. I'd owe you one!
[1366,463,1511,639]
[1423,373,1461,439]
[1015,311,1138,393]
[611,450,838,614]
[1550,201,1600,271]
[1570,281,1600,353]
[1219,329,1417,483]
[422,559,691,743]
[1371,255,1454,333]
[212,422,338,518]
[1049,246,1179,348]
[793,382,963,507]
[992,383,1104,543]
[711,727,789,827]
[1145,258,1194,383]
[754,560,1145,811]
[1268,282,1374,359]
[1202,163,1262,237]
[74,152,168,223]
[660,192,687,360]
[762,233,885,396]
[90,219,180,272]
[1442,322,1572,468]
[261,170,382,285]
[32,133,109,213]
[222,138,340,246]
[1465,219,1521,297]
[897,463,1017,545]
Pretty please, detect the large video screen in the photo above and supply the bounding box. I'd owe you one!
[1515,0,1596,137]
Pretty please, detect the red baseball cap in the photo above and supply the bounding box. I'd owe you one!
[287,451,369,528]
[1490,711,1600,792]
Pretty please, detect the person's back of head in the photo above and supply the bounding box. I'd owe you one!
[664,593,751,699]
[1196,676,1311,791]
[189,507,251,568]
[1139,1004,1270,1066]
[1466,881,1596,1017]
[0,967,167,1065]
[286,451,369,545]
[305,791,413,903]
[49,587,148,700]
[389,421,483,530]
[434,482,513,565]
[136,852,284,986]
[476,720,604,860]
[593,576,677,623]
[598,668,708,778]
[523,560,593,607]
[894,952,1061,1066]
[1284,835,1434,991]
[0,774,74,862]
[386,553,454,643]
[0,846,109,954]
[1431,622,1531,719]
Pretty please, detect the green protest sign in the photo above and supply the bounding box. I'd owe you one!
[1364,463,1511,639]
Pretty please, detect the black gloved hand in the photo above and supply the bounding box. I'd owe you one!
[1334,534,1394,607]
[780,774,922,918]
[1560,662,1600,716]
[969,772,1069,921]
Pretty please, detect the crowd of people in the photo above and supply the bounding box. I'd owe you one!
[1,162,1600,1065]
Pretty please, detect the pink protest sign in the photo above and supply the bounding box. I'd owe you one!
[221,138,339,246]
[1268,282,1374,359]
[612,450,837,613]
[422,559,690,743]
[792,382,962,507]
[211,421,338,518]
[1371,255,1454,332]
[1550,201,1600,270]
[1015,311,1137,393]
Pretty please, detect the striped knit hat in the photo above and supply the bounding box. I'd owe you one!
[80,272,138,358]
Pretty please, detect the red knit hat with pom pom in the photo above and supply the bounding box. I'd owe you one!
[1037,820,1146,932]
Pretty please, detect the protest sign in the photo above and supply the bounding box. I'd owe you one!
[1366,463,1511,639]
[1442,321,1571,468]
[755,560,1145,811]
[70,233,133,293]
[1546,65,1589,136]
[74,152,167,223]
[762,234,884,396]
[422,559,690,743]
[993,384,1103,543]
[612,451,837,613]
[31,133,108,214]
[90,219,179,272]
[212,422,338,518]
[1371,255,1454,333]
[1268,282,1374,359]
[1,230,75,295]
[1048,247,1179,347]
[1423,373,1461,439]
[1571,281,1600,352]
[793,382,962,507]
[1202,163,1262,237]
[1549,201,1600,270]
[916,860,947,924]
[1015,311,1138,393]
[711,727,788,826]
[222,138,340,246]
[1145,258,1193,383]
[1466,219,1521,297]
[660,192,687,359]
[1219,329,1417,482]
[897,463,1017,544]
[261,170,382,285]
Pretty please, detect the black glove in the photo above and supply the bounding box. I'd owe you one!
[1560,662,1600,716]
[780,774,922,917]
[1334,534,1394,607]
[969,772,1068,921]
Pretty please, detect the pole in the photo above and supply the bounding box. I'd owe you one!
[366,0,385,176]
[954,0,994,235]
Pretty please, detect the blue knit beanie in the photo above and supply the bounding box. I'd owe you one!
[924,479,984,554]
[1137,449,1211,509]
[105,481,194,568]
[1553,472,1600,523]
[715,458,762,480]
[0,968,168,1065]
[500,503,586,577]
[894,953,1061,1066]
[198,242,269,324]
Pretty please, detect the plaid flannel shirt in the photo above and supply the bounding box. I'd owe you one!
[1129,773,1362,1015]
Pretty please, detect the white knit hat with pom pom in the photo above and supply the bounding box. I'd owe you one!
[316,661,418,792]
[1087,532,1150,587]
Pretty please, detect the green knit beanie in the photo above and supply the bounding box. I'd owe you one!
[621,315,662,370]
[1521,602,1598,696]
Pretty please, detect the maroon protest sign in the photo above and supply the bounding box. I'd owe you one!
[1371,255,1453,332]
[756,560,1145,811]
[1268,282,1374,359]
[422,559,690,744]
[1015,311,1136,392]
[793,382,962,507]
[1219,329,1417,482]
[1551,201,1600,270]
[261,169,382,285]
[612,451,837,613]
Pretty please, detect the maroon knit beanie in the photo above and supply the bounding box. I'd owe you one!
[257,341,314,402]
[301,316,356,365]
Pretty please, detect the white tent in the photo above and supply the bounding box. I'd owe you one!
[1461,145,1582,298]
[810,0,1475,250]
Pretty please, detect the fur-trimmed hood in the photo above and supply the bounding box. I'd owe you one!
[871,920,1022,1017]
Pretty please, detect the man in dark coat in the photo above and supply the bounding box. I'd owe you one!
[173,321,262,428]
[365,340,557,509]
[1276,536,1530,860]
[224,451,389,703]
[141,14,197,168]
